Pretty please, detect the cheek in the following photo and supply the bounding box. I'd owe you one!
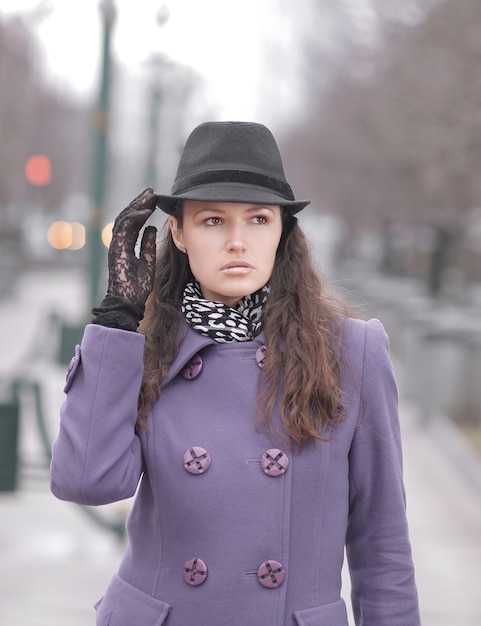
[184,244,212,281]
[265,250,279,275]
[265,234,282,266]
[254,245,279,284]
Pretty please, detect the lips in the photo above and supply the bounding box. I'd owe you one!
[221,260,252,270]
[221,260,253,275]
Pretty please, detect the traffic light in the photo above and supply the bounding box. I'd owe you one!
[24,154,52,187]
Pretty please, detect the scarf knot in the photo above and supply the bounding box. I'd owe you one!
[182,281,269,342]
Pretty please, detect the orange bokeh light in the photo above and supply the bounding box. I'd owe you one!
[102,222,114,248]
[47,221,87,250]
[48,221,72,249]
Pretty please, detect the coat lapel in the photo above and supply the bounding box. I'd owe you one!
[160,319,216,388]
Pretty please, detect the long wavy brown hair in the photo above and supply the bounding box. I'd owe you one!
[138,207,350,449]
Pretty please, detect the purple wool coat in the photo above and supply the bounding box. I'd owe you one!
[50,316,421,626]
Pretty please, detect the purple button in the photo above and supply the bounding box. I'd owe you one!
[183,447,211,475]
[255,345,267,368]
[257,560,285,588]
[182,354,203,380]
[183,557,208,586]
[66,356,77,380]
[64,344,81,394]
[261,448,289,477]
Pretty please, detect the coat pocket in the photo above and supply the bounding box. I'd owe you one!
[293,598,348,626]
[95,574,171,626]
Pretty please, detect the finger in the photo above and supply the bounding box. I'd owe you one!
[139,225,157,267]
[113,187,154,223]
[112,189,157,244]
[125,187,155,212]
[118,188,156,226]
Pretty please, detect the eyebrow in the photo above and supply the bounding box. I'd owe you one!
[193,205,277,217]
[246,205,277,213]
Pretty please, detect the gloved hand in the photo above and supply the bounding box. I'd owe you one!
[92,188,157,331]
[106,187,157,307]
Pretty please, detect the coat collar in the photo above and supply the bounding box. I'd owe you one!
[160,316,266,388]
[160,319,215,388]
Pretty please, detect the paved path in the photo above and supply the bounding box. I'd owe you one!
[0,269,480,625]
[400,400,481,625]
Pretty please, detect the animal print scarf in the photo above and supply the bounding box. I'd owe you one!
[182,281,269,343]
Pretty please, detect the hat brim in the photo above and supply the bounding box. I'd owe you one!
[155,183,310,216]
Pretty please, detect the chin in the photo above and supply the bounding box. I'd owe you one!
[221,290,252,308]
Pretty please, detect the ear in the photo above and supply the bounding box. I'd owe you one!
[168,215,186,253]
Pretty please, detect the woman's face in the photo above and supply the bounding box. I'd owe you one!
[169,201,283,307]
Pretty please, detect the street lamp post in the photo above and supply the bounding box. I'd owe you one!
[89,0,117,311]
[145,59,162,189]
[145,5,170,188]
[57,1,117,367]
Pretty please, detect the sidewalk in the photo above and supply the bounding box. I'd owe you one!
[0,268,480,625]
[400,400,481,625]
[0,268,125,625]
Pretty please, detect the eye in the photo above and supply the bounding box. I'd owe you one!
[252,214,270,224]
[205,216,223,226]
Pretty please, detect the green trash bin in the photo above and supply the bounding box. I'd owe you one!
[0,400,20,492]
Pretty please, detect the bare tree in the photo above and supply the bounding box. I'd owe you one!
[0,15,90,225]
[283,0,481,291]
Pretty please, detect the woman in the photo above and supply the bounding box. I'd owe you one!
[50,121,421,625]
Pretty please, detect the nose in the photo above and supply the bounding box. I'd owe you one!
[226,222,246,253]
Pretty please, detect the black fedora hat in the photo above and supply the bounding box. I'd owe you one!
[155,121,310,215]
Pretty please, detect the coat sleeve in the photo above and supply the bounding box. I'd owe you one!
[50,324,145,506]
[345,319,421,626]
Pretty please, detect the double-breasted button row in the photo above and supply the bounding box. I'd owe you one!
[181,346,267,381]
[182,447,289,476]
[182,558,285,588]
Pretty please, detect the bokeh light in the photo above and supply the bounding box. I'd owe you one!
[102,222,114,248]
[47,221,86,250]
[47,221,72,249]
[25,154,52,186]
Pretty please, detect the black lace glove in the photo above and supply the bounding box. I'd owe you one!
[92,188,157,331]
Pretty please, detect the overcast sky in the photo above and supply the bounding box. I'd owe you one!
[1,0,301,121]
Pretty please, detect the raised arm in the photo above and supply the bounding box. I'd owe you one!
[50,189,158,505]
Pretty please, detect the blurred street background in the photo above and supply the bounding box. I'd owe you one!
[1,0,481,624]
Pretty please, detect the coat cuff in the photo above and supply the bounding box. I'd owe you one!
[91,295,145,331]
